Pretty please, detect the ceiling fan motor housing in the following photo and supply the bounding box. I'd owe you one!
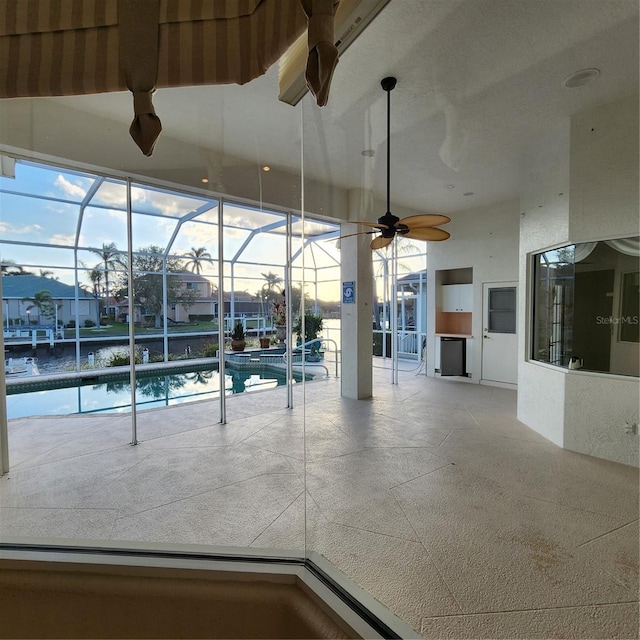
[378,212,400,237]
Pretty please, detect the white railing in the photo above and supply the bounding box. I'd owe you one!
[374,329,425,360]
[223,314,272,336]
[282,337,340,378]
[3,327,55,347]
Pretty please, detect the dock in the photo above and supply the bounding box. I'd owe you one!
[3,327,58,349]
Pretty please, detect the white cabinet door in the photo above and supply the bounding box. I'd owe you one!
[442,284,473,312]
[458,284,473,312]
[441,285,460,312]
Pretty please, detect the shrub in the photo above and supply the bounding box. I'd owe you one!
[105,350,141,366]
[66,320,76,329]
[84,319,96,328]
[188,314,214,322]
[293,313,323,353]
[201,342,219,357]
[231,322,245,340]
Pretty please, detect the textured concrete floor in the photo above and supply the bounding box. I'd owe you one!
[1,362,638,639]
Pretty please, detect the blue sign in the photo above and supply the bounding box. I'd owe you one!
[343,281,355,304]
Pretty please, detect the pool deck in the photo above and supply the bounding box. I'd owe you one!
[1,359,638,638]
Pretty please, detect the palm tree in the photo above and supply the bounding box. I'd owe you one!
[1,260,31,275]
[257,271,284,320]
[86,267,104,299]
[89,242,120,318]
[184,246,212,274]
[21,289,54,324]
[261,271,283,303]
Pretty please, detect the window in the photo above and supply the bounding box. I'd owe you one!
[488,287,516,333]
[532,237,639,376]
[620,272,639,343]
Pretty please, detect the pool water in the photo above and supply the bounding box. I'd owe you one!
[6,365,299,419]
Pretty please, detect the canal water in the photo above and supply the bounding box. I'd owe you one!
[8,320,340,374]
[9,335,216,374]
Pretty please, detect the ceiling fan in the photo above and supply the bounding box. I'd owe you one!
[344,77,451,250]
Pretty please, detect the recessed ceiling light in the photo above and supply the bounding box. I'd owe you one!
[444,184,455,190]
[201,178,209,184]
[262,165,271,172]
[361,149,375,157]
[463,192,474,196]
[562,68,600,89]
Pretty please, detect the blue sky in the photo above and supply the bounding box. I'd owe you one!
[1,160,345,299]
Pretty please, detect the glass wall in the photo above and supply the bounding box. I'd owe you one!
[0,138,340,553]
[532,237,639,376]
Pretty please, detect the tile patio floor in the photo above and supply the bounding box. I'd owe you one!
[1,361,638,638]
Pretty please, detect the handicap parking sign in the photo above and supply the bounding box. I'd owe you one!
[343,281,355,304]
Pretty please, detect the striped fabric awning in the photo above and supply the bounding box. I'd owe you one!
[0,0,339,156]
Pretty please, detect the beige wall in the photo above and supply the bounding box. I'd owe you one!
[426,199,520,382]
[518,95,639,465]
[517,119,571,443]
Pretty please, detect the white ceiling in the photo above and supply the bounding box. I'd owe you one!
[30,0,640,216]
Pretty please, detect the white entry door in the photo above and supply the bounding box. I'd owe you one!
[482,282,518,384]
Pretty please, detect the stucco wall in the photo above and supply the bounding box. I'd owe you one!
[517,96,639,465]
[517,120,571,441]
[564,372,639,467]
[517,362,566,447]
[569,95,639,242]
[426,199,520,381]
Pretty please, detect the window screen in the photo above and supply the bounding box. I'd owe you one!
[488,287,516,333]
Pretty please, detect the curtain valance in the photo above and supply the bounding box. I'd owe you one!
[0,0,339,155]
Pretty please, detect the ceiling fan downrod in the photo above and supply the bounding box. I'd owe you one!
[380,76,397,229]
[338,76,450,249]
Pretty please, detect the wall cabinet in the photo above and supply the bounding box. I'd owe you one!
[441,284,473,312]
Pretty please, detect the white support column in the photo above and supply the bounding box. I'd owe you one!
[340,189,374,399]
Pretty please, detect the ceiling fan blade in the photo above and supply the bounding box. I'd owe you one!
[371,236,393,250]
[398,214,451,228]
[403,227,451,241]
[337,230,376,240]
[355,220,390,229]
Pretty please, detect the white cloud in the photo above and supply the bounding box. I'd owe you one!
[0,221,42,235]
[176,223,218,246]
[49,233,75,246]
[54,174,88,199]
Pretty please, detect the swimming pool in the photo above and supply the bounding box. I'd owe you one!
[5,363,304,419]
